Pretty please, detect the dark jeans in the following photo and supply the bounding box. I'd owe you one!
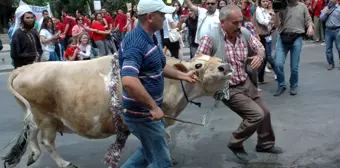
[258,35,276,82]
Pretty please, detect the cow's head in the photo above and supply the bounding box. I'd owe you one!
[173,54,233,94]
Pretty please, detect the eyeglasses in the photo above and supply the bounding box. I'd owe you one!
[206,2,216,5]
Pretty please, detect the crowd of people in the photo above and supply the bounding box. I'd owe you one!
[6,0,339,167]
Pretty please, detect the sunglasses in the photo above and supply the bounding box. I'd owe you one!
[206,2,216,5]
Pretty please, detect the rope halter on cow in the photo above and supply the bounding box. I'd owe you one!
[179,55,230,127]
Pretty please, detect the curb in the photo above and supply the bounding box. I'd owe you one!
[0,67,13,73]
[0,50,10,53]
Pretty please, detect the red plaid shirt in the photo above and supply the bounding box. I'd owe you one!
[195,30,264,86]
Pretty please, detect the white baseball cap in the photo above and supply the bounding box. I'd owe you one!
[137,0,176,15]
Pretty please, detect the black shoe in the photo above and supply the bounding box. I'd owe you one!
[273,87,286,96]
[255,146,283,154]
[228,146,249,162]
[290,88,297,95]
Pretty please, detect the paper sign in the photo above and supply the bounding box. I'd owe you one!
[94,1,102,11]
[126,3,132,11]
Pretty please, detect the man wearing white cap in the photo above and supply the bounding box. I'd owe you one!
[118,0,197,167]
[11,5,42,68]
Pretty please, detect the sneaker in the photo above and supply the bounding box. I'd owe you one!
[265,66,271,73]
[290,88,297,95]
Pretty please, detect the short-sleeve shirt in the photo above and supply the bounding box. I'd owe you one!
[91,21,106,41]
[196,7,220,44]
[39,29,55,52]
[162,14,179,39]
[63,16,77,36]
[119,24,166,118]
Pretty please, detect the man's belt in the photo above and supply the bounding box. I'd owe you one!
[326,26,340,30]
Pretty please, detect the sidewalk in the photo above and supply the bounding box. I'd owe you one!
[0,44,10,53]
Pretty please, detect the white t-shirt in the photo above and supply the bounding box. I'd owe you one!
[78,44,91,59]
[162,14,179,39]
[39,29,55,52]
[195,7,220,44]
[255,7,272,41]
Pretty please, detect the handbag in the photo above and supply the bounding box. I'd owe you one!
[280,32,299,44]
[166,15,182,42]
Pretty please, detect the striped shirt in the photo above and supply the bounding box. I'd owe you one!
[118,24,166,118]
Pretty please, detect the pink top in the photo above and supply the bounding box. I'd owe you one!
[72,24,85,36]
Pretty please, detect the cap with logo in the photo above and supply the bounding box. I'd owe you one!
[137,0,176,15]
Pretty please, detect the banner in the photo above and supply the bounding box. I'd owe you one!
[19,0,53,22]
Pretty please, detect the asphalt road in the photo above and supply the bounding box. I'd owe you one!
[1,42,340,168]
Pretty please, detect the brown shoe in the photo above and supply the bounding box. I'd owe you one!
[328,65,334,70]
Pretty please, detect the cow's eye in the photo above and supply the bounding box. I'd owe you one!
[195,63,202,69]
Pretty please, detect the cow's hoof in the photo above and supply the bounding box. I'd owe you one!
[66,163,79,168]
[171,157,178,165]
[27,153,36,166]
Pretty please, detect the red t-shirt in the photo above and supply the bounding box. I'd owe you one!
[243,4,252,21]
[55,22,65,40]
[64,47,79,60]
[182,9,188,15]
[312,0,325,17]
[114,14,127,32]
[63,16,77,36]
[104,14,114,29]
[82,16,91,27]
[91,21,106,41]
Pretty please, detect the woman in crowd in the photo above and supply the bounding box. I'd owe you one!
[162,0,185,59]
[218,0,228,9]
[254,0,276,86]
[124,5,137,33]
[72,16,95,39]
[91,13,111,56]
[39,16,59,61]
[185,8,198,58]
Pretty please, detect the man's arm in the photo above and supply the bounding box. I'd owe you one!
[10,32,20,61]
[163,64,188,80]
[319,6,329,21]
[194,35,213,57]
[184,0,199,14]
[248,35,265,69]
[303,4,314,36]
[120,48,157,110]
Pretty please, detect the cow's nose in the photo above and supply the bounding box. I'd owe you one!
[218,64,231,73]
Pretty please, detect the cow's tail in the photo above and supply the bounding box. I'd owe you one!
[2,68,36,168]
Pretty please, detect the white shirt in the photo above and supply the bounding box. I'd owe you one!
[255,7,272,41]
[39,29,55,52]
[195,7,220,44]
[162,14,179,39]
[78,44,91,59]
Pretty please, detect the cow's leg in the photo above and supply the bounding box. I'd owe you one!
[164,120,178,165]
[27,127,41,166]
[40,122,76,168]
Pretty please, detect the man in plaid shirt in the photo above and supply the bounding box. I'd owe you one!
[196,5,282,162]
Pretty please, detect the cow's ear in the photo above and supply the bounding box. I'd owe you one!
[173,63,188,72]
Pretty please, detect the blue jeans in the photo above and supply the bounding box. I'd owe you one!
[121,115,173,168]
[275,36,303,89]
[49,51,59,61]
[325,28,340,66]
[266,41,276,75]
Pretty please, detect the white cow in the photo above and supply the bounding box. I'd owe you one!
[3,54,232,168]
